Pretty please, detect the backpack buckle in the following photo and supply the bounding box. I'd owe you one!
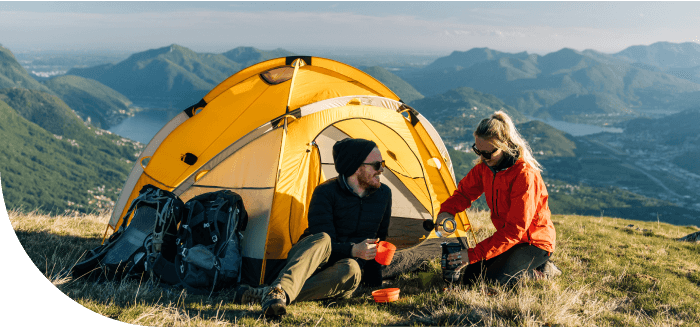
[181,248,188,257]
[212,235,218,243]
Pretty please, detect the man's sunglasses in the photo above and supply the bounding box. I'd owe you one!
[361,160,386,171]
[472,143,498,159]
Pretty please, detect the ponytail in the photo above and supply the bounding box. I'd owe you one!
[473,111,542,171]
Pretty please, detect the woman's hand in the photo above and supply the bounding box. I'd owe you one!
[446,248,469,268]
[435,212,455,230]
[351,239,378,260]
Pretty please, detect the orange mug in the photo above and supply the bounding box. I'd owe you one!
[374,241,396,265]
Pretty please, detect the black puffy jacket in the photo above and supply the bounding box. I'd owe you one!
[300,176,392,282]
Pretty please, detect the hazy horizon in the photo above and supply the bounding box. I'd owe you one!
[2,1,700,56]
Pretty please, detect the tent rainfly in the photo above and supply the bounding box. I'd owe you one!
[107,56,475,286]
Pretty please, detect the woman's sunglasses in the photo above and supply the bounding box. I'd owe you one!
[361,160,386,171]
[471,143,498,159]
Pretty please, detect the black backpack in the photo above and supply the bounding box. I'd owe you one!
[71,185,184,281]
[173,190,248,295]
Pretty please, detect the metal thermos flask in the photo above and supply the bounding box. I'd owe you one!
[435,217,457,238]
[440,242,462,284]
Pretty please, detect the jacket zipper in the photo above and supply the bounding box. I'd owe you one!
[354,198,363,233]
[492,173,499,219]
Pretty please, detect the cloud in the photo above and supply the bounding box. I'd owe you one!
[2,7,697,54]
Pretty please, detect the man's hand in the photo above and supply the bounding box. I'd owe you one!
[351,239,378,260]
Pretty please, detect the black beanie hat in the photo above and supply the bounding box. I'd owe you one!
[332,138,378,177]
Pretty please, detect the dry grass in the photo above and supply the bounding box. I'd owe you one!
[9,208,700,326]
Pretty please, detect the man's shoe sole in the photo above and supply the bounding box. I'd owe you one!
[263,300,287,318]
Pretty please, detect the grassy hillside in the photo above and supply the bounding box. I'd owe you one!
[0,95,142,214]
[10,209,700,326]
[44,75,133,129]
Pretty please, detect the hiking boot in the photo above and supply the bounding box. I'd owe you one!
[530,269,547,280]
[233,284,268,304]
[261,285,288,318]
[540,261,562,279]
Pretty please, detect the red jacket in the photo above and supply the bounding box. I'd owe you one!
[440,158,555,264]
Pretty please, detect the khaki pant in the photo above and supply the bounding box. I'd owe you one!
[272,233,362,303]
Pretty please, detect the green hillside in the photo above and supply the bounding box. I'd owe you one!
[222,46,296,68]
[410,87,525,146]
[44,75,133,129]
[516,120,577,158]
[0,88,85,137]
[614,41,700,69]
[667,66,700,84]
[623,108,700,145]
[673,150,700,175]
[67,44,239,107]
[0,92,142,214]
[622,108,700,175]
[360,66,424,103]
[424,47,531,72]
[0,45,52,93]
[67,45,298,108]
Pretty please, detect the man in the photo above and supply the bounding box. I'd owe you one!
[237,138,392,319]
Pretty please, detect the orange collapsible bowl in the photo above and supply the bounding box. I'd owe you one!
[372,288,400,303]
[374,241,396,265]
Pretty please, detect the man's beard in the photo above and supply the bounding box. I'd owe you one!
[358,169,381,191]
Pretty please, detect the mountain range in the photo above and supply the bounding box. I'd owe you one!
[1,45,136,129]
[65,44,426,108]
[66,45,296,107]
[3,41,700,223]
[396,43,700,124]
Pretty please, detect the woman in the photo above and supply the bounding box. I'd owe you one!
[437,111,557,286]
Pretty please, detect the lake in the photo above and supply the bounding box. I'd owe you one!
[525,117,623,136]
[110,109,624,144]
[109,109,180,144]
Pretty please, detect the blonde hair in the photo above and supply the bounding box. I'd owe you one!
[473,111,542,171]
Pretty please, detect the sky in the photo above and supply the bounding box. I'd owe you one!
[1,1,700,56]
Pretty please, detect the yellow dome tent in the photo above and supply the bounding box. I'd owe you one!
[107,56,475,286]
